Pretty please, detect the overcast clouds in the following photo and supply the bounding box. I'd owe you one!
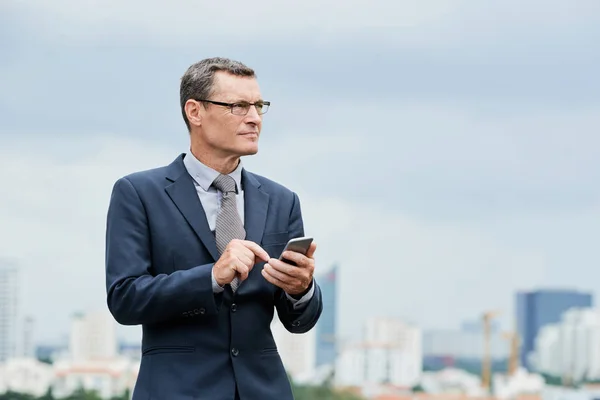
[1,1,599,344]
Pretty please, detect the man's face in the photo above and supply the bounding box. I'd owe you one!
[192,71,264,159]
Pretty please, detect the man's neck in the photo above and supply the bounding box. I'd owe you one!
[190,147,240,175]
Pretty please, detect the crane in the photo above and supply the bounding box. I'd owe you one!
[481,310,501,391]
[502,330,520,376]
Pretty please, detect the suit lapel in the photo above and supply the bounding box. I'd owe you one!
[242,170,269,246]
[235,170,270,294]
[164,155,220,261]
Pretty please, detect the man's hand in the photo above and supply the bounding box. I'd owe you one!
[213,240,270,287]
[262,242,317,296]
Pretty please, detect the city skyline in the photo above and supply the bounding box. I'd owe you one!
[2,258,598,346]
[4,257,595,364]
[9,300,600,398]
[3,262,600,398]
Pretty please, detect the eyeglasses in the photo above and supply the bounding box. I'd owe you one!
[196,99,270,116]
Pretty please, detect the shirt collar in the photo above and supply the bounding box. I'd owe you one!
[183,150,243,193]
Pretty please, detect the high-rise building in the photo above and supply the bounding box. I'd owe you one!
[271,317,316,381]
[315,264,338,367]
[50,310,136,398]
[0,261,19,362]
[336,317,422,389]
[70,310,118,361]
[531,307,600,382]
[516,289,593,370]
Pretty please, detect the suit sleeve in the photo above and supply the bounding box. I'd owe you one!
[105,177,222,326]
[274,192,323,334]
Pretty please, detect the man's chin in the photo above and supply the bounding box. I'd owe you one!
[238,145,259,156]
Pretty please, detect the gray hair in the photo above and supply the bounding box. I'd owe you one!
[180,57,256,130]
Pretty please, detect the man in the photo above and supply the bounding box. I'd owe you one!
[105,57,323,399]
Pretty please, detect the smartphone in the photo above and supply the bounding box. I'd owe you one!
[279,237,313,265]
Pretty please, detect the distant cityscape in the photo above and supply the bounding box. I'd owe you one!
[1,261,599,400]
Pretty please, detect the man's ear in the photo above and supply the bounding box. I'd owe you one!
[185,99,202,127]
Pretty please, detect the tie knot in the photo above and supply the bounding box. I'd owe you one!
[212,174,238,194]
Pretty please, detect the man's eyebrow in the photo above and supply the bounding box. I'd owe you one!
[228,98,265,103]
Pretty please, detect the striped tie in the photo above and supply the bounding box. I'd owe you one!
[212,174,245,292]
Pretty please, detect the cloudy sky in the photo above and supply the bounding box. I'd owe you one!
[1,0,599,344]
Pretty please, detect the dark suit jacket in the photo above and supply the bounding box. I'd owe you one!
[104,154,323,399]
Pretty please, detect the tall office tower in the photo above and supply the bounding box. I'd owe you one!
[517,289,593,370]
[0,261,19,362]
[315,264,338,367]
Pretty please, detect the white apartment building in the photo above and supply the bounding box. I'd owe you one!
[0,356,139,399]
[543,385,600,400]
[52,358,138,399]
[1,310,137,400]
[271,316,317,381]
[70,310,118,362]
[493,367,545,399]
[532,307,600,383]
[52,309,137,399]
[0,358,54,397]
[336,317,422,389]
[420,368,486,396]
[0,262,19,362]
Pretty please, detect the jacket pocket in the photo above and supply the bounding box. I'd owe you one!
[261,232,289,246]
[142,346,195,356]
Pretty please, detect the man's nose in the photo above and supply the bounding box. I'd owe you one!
[244,105,262,124]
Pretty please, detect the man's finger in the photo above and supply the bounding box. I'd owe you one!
[281,242,317,266]
[237,249,254,267]
[264,264,294,284]
[236,262,250,281]
[305,241,317,259]
[269,258,308,279]
[280,250,306,267]
[262,268,290,291]
[241,240,270,262]
[265,261,299,281]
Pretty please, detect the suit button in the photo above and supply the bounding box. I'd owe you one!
[193,309,200,315]
[231,348,239,357]
[182,311,188,317]
[231,303,237,312]
[199,308,206,315]
[292,321,300,327]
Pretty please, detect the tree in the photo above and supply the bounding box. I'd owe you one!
[109,389,131,400]
[0,391,37,400]
[0,387,133,400]
[290,379,365,400]
[37,388,54,400]
[59,388,102,400]
[412,384,425,392]
[540,373,563,386]
[37,357,53,365]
